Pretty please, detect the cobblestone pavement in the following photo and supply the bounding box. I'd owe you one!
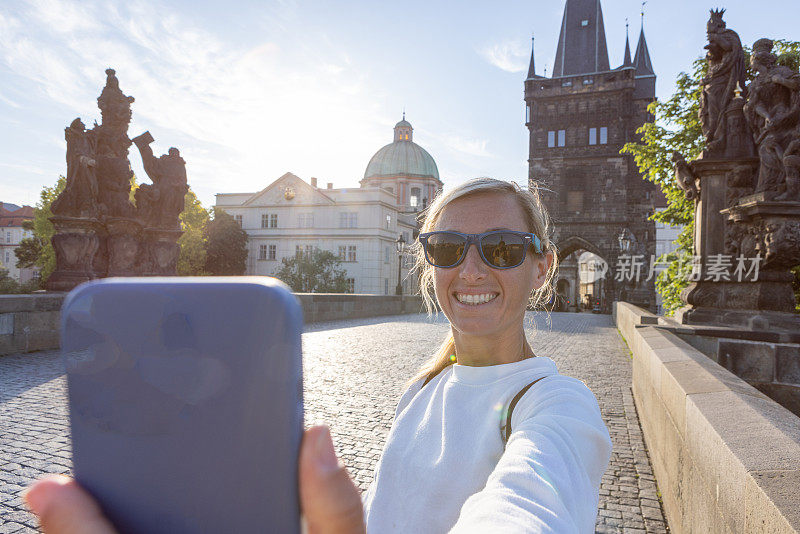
[1,312,668,533]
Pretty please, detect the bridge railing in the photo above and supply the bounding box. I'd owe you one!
[615,301,800,534]
[0,292,425,356]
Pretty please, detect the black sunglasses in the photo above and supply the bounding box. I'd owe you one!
[418,230,543,269]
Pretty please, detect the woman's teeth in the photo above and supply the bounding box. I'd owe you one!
[455,293,498,305]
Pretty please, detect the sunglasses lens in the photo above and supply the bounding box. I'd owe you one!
[480,232,526,268]
[426,233,466,267]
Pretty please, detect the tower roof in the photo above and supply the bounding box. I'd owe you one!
[527,36,543,79]
[633,26,654,77]
[551,0,610,77]
[622,22,632,67]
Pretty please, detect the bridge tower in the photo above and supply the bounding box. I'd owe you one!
[525,0,659,312]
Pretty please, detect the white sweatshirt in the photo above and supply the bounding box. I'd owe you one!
[362,356,612,534]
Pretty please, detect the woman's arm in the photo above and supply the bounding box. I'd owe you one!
[450,377,613,534]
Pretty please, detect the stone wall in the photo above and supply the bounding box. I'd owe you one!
[615,301,800,533]
[0,292,425,356]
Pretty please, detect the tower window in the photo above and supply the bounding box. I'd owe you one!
[589,128,597,145]
[557,130,566,147]
[547,131,555,148]
[600,127,608,144]
[581,19,589,26]
[410,187,421,207]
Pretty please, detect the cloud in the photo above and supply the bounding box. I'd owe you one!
[438,134,493,158]
[478,40,530,73]
[0,0,388,207]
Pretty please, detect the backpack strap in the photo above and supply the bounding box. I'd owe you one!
[502,376,547,446]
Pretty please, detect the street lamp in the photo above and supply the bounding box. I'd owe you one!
[395,234,406,295]
[618,228,633,254]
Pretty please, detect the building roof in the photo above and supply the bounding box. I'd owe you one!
[0,203,33,227]
[633,26,655,77]
[622,27,632,67]
[552,0,610,77]
[364,118,439,181]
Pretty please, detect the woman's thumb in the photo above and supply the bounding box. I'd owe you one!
[299,425,366,534]
[24,474,117,534]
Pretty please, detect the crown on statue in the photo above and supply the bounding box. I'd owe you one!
[97,68,134,116]
[709,8,726,24]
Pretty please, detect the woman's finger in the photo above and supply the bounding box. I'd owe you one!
[299,425,366,534]
[23,474,117,534]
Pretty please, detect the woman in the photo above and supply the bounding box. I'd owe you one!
[25,178,612,534]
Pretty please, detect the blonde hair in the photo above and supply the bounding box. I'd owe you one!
[408,178,559,385]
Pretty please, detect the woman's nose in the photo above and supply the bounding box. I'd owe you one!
[458,244,487,281]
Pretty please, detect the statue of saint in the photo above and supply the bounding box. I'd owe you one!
[132,131,189,230]
[744,38,800,197]
[52,118,99,218]
[699,9,747,156]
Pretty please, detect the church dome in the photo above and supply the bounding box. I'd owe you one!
[363,117,439,180]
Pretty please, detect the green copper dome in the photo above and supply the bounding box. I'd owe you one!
[363,117,439,180]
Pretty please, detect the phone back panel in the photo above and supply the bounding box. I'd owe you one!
[62,277,303,534]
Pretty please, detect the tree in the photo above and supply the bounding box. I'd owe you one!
[274,248,349,293]
[177,188,210,275]
[622,40,800,315]
[14,176,66,286]
[203,207,248,275]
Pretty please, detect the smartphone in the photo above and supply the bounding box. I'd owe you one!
[61,277,303,534]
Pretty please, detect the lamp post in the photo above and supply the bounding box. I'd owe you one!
[618,228,633,254]
[395,234,406,295]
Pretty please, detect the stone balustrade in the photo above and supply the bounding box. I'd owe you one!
[615,301,800,533]
[0,291,425,356]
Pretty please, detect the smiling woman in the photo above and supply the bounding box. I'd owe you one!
[362,177,613,533]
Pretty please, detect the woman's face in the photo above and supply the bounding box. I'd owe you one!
[432,191,552,341]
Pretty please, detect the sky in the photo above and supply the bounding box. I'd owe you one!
[1,0,798,210]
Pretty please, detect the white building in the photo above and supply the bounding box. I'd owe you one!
[214,117,443,294]
[0,202,39,283]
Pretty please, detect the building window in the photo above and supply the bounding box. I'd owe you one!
[567,191,584,212]
[4,251,9,264]
[410,187,421,208]
[295,245,302,258]
[385,214,391,229]
[384,279,389,295]
[298,213,314,228]
[558,130,566,147]
[258,244,267,260]
[347,245,357,262]
[234,215,243,227]
[305,245,313,258]
[339,212,357,228]
[547,131,555,148]
[346,278,355,293]
[268,245,276,260]
[562,81,572,87]
[589,127,597,145]
[261,213,269,228]
[338,246,346,260]
[525,105,530,123]
[600,127,608,144]
[5,231,10,243]
[385,246,391,263]
[270,214,278,228]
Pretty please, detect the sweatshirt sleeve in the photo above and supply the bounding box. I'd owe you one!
[449,376,612,534]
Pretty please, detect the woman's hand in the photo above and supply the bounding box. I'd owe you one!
[24,425,365,534]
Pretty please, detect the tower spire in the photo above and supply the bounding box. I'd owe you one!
[633,14,654,77]
[527,35,537,79]
[622,18,632,67]
[552,0,610,77]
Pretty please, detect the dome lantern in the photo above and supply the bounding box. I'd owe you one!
[394,112,413,142]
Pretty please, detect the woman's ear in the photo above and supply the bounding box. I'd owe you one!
[532,251,554,289]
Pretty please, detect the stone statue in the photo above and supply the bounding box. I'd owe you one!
[94,69,136,218]
[744,38,800,199]
[699,9,748,156]
[47,68,190,289]
[51,118,99,219]
[672,151,700,200]
[132,131,189,230]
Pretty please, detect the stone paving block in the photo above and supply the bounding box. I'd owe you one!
[0,313,670,532]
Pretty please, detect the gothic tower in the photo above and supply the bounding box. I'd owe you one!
[525,0,658,312]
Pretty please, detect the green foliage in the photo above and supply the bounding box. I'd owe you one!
[15,176,67,285]
[203,207,248,275]
[0,268,40,294]
[274,248,349,293]
[621,40,800,315]
[177,188,210,276]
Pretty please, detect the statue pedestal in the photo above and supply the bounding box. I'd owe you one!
[105,217,143,276]
[46,217,102,292]
[677,164,800,331]
[141,228,182,275]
